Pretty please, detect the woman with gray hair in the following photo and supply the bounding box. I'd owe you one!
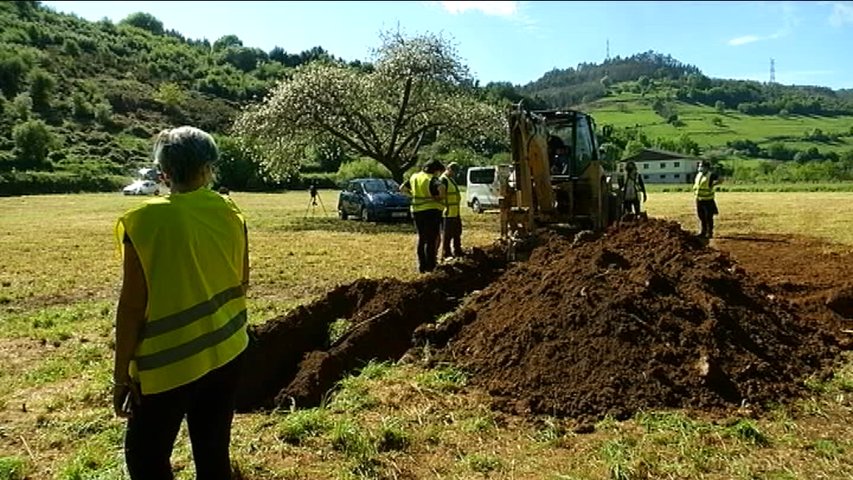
[113,126,250,479]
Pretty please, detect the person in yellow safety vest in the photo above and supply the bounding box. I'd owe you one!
[113,126,250,480]
[693,160,720,239]
[400,159,446,273]
[440,162,464,260]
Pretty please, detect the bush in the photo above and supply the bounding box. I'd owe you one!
[93,101,113,125]
[212,134,270,191]
[335,157,392,185]
[0,52,28,98]
[12,119,53,169]
[71,92,94,119]
[0,171,130,196]
[154,82,187,110]
[119,12,165,35]
[0,456,27,480]
[298,172,338,190]
[11,92,32,120]
[27,68,56,111]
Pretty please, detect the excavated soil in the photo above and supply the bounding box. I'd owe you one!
[238,218,850,422]
[420,220,848,422]
[234,245,507,412]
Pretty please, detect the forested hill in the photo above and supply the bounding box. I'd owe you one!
[515,51,853,117]
[0,1,358,193]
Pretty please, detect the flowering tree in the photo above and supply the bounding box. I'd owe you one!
[234,30,506,181]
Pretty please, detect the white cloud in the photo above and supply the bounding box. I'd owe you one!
[437,1,520,17]
[427,1,543,38]
[829,2,853,27]
[728,2,800,46]
[727,35,761,46]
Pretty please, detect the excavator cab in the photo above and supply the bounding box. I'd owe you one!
[500,105,622,253]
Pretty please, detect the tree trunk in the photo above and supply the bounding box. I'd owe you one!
[388,162,404,183]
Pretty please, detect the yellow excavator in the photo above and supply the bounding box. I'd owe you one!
[499,104,623,257]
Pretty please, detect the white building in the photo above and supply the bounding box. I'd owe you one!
[617,149,701,184]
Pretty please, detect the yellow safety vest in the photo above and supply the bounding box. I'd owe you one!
[693,172,715,200]
[115,188,249,395]
[409,171,443,213]
[441,173,461,218]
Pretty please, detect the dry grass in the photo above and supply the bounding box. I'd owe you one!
[0,189,852,479]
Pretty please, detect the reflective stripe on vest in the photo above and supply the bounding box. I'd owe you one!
[441,173,461,218]
[115,188,249,394]
[693,172,715,200]
[410,171,443,213]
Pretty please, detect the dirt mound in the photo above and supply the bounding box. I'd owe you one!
[235,246,507,412]
[424,219,842,422]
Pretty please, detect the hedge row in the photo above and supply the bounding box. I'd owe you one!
[0,171,130,196]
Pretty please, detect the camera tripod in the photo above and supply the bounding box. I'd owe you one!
[304,192,328,217]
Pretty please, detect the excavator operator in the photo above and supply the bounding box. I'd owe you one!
[547,135,570,175]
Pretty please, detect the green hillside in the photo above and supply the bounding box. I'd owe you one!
[0,1,341,194]
[586,92,853,154]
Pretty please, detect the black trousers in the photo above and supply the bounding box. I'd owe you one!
[413,209,442,273]
[696,199,718,238]
[125,353,244,480]
[441,216,463,258]
[623,199,641,215]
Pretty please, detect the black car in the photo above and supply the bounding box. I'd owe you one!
[337,178,412,222]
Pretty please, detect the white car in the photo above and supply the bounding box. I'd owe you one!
[123,180,160,196]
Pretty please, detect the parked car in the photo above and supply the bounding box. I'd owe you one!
[466,165,513,213]
[337,178,411,222]
[123,179,160,196]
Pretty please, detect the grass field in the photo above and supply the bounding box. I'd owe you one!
[1,190,852,479]
[588,94,853,153]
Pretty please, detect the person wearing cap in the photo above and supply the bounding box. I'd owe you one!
[113,126,250,479]
[400,159,446,272]
[693,160,720,238]
[440,162,464,260]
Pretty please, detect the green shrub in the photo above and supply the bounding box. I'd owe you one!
[0,52,28,98]
[11,92,32,119]
[335,157,392,184]
[12,119,53,169]
[298,172,338,190]
[0,171,130,196]
[119,12,164,35]
[0,456,27,480]
[275,408,331,445]
[93,101,113,125]
[154,82,187,110]
[71,92,94,119]
[28,68,56,111]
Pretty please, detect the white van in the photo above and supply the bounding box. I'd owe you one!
[466,165,513,213]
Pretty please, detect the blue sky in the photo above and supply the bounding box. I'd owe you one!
[42,1,853,89]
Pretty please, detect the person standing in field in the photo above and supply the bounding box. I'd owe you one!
[113,126,250,480]
[400,159,445,273]
[618,161,646,215]
[440,162,464,260]
[693,160,720,239]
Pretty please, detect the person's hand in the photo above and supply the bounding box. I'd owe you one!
[643,194,648,203]
[113,380,141,418]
